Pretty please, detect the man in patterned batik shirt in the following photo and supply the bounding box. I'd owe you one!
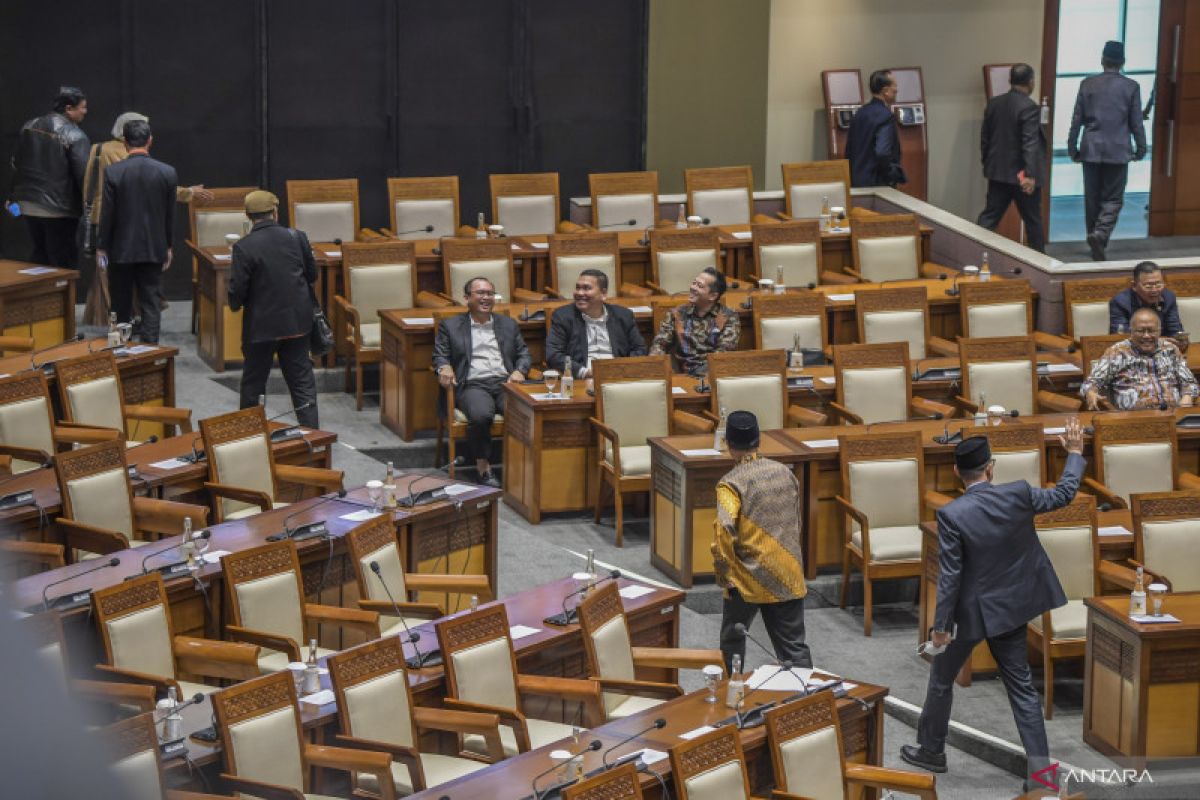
[712,411,810,674]
[649,267,740,376]
[1082,307,1198,411]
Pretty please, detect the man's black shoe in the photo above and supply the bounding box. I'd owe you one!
[478,471,501,489]
[1087,232,1106,261]
[900,744,947,773]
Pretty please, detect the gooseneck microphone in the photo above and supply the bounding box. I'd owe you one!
[30,333,85,370]
[597,218,637,230]
[369,560,442,669]
[153,692,205,721]
[267,489,348,543]
[529,739,602,800]
[41,557,120,611]
[268,401,316,441]
[139,530,211,576]
[600,717,667,769]
[544,569,621,626]
[395,224,435,236]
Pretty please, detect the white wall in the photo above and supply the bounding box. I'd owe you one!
[765,0,1046,220]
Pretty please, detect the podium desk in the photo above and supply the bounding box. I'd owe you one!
[0,260,77,347]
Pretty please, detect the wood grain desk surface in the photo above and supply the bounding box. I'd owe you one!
[1086,591,1200,636]
[0,338,178,376]
[0,259,77,286]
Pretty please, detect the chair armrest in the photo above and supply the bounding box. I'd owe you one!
[219,774,305,800]
[72,678,156,712]
[924,490,955,512]
[0,335,34,353]
[954,395,979,415]
[357,598,445,619]
[558,220,587,234]
[204,482,273,514]
[0,539,64,570]
[173,635,261,682]
[416,290,454,309]
[833,495,869,532]
[827,401,862,426]
[358,227,384,241]
[927,336,959,358]
[592,677,683,701]
[0,444,51,465]
[1178,471,1200,491]
[841,267,864,280]
[443,697,529,734]
[590,417,622,472]
[620,282,654,298]
[132,496,210,537]
[844,763,937,798]
[225,625,300,661]
[517,674,603,727]
[1098,560,1138,591]
[333,733,422,778]
[335,296,363,348]
[631,646,725,672]
[305,743,396,799]
[304,603,380,637]
[57,517,130,557]
[786,404,828,428]
[910,396,955,420]
[273,464,345,491]
[772,792,816,800]
[1034,331,1074,351]
[819,270,858,286]
[1082,476,1127,510]
[53,422,122,445]
[125,404,193,435]
[93,663,178,696]
[920,262,948,280]
[1037,389,1083,414]
[512,287,546,303]
[404,572,493,599]
[672,409,715,434]
[413,706,505,752]
[645,281,667,294]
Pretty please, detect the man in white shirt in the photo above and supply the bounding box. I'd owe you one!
[546,269,646,378]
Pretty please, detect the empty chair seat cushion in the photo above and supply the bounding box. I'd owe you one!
[1029,599,1087,639]
[65,376,125,432]
[851,525,922,562]
[684,761,748,800]
[966,361,1035,415]
[789,181,847,219]
[840,366,907,424]
[991,449,1041,487]
[714,375,784,430]
[0,396,54,470]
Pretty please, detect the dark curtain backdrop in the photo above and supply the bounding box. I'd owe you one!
[0,0,648,298]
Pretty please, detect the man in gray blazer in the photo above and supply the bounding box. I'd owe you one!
[1066,40,1147,261]
[432,277,531,487]
[901,417,1085,790]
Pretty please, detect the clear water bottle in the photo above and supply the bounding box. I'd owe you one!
[676,203,687,229]
[106,312,121,348]
[713,404,728,451]
[725,653,744,708]
[979,251,991,282]
[561,356,574,397]
[476,212,487,239]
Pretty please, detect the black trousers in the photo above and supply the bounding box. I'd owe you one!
[917,623,1050,780]
[719,589,812,675]
[456,377,506,464]
[1082,161,1129,245]
[976,180,1046,253]
[24,216,78,268]
[239,336,319,428]
[108,262,163,343]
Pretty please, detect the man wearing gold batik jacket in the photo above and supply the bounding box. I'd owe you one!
[712,411,810,673]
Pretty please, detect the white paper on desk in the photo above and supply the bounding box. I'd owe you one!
[746,664,815,692]
[214,254,231,262]
[149,458,190,470]
[672,386,687,395]
[828,226,851,234]
[628,748,668,766]
[1044,363,1080,373]
[1043,427,1066,435]
[1130,613,1181,624]
[818,376,836,385]
[1098,525,1132,537]
[510,624,541,641]
[19,266,56,275]
[340,509,382,522]
[529,392,565,401]
[619,585,655,599]
[405,317,434,325]
[628,305,653,313]
[679,725,716,741]
[681,448,722,457]
[511,243,522,250]
[530,242,549,249]
[287,663,328,674]
[324,250,341,258]
[442,483,475,497]
[802,439,839,449]
[300,689,336,706]
[731,230,753,240]
[826,293,855,302]
[124,344,157,355]
[202,550,231,564]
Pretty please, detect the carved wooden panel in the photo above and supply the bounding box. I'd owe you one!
[1132,491,1200,521]
[673,727,740,780]
[414,512,488,563]
[440,238,514,266]
[709,349,786,381]
[563,764,642,800]
[492,172,559,202]
[1094,416,1175,446]
[840,430,921,462]
[1065,277,1130,305]
[1150,649,1200,683]
[122,369,166,405]
[959,336,1034,363]
[55,351,119,388]
[1092,624,1134,680]
[342,240,415,269]
[754,219,822,248]
[753,291,825,318]
[653,460,682,506]
[388,175,459,206]
[768,693,837,741]
[649,227,719,255]
[590,172,658,207]
[856,286,928,315]
[4,293,63,326]
[56,439,126,482]
[328,637,404,688]
[438,605,510,653]
[544,418,591,449]
[0,372,50,405]
[381,329,399,363]
[781,160,849,194]
[200,406,267,447]
[287,178,357,207]
[840,714,869,756]
[216,672,294,725]
[301,555,349,598]
[223,541,296,585]
[550,232,620,260]
[1034,494,1095,527]
[960,281,1032,307]
[107,714,159,760]
[346,516,398,566]
[966,421,1046,452]
[578,582,623,633]
[685,165,753,195]
[505,397,532,445]
[95,573,165,621]
[1167,274,1200,298]
[851,213,919,240]
[833,341,907,371]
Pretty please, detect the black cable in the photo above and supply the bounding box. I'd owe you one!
[182,751,214,793]
[190,573,214,637]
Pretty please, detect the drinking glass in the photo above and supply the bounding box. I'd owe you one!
[702,664,723,703]
[189,526,210,567]
[543,369,560,398]
[366,480,384,513]
[1148,583,1168,616]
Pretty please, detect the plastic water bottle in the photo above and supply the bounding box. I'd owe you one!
[725,654,745,708]
[561,356,574,397]
[979,251,991,282]
[714,404,728,451]
[476,212,487,239]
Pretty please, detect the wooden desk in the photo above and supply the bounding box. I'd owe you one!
[0,260,77,347]
[1084,591,1200,765]
[713,222,934,282]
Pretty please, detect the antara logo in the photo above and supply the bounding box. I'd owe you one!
[1032,761,1154,791]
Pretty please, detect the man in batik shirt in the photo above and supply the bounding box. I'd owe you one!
[649,266,740,376]
[1082,307,1198,410]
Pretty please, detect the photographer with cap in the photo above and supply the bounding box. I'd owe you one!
[901,417,1085,792]
[712,411,810,674]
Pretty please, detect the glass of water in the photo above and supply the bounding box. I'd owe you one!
[366,480,384,513]
[702,664,723,703]
[543,369,560,398]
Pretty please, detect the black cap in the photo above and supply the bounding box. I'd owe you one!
[726,411,759,450]
[1102,40,1125,64]
[954,437,991,472]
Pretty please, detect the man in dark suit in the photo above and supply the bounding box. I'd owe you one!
[901,417,1085,790]
[229,190,319,428]
[432,277,532,487]
[976,64,1047,253]
[1066,40,1147,261]
[546,269,646,379]
[846,70,905,188]
[97,119,177,343]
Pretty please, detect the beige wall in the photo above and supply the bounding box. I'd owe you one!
[647,0,772,193]
[765,0,1045,219]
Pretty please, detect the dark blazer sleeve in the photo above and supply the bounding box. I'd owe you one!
[1130,84,1147,159]
[432,317,455,374]
[545,306,572,374]
[67,132,90,190]
[933,508,965,633]
[163,164,179,247]
[619,306,647,356]
[1028,452,1084,514]
[510,321,532,376]
[1018,102,1043,182]
[228,241,250,312]
[98,170,117,251]
[1067,90,1084,160]
[979,103,992,167]
[1162,293,1183,337]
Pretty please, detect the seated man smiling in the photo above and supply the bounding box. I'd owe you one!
[1082,307,1198,410]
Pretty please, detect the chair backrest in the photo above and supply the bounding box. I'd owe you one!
[753,291,827,353]
[490,172,560,236]
[684,166,754,226]
[669,724,751,800]
[589,171,659,230]
[1093,415,1178,504]
[93,572,177,683]
[708,349,788,431]
[55,439,135,539]
[103,713,167,800]
[212,671,308,795]
[342,240,418,323]
[441,238,516,304]
[221,541,307,648]
[0,371,57,472]
[328,637,420,751]
[964,422,1047,488]
[851,214,921,283]
[1131,491,1200,592]
[344,514,409,604]
[54,351,127,433]
[1034,494,1099,605]
[592,356,673,450]
[752,220,822,289]
[577,582,638,716]
[188,185,257,247]
[563,762,644,800]
[387,175,460,240]
[832,341,912,424]
[21,612,68,692]
[855,286,930,360]
[436,604,520,713]
[1063,277,1127,339]
[286,178,359,243]
[764,691,847,800]
[958,336,1037,415]
[649,228,720,295]
[1079,334,1125,381]
[549,233,620,300]
[200,406,279,520]
[839,429,925,529]
[1168,273,1200,336]
[781,160,851,220]
[959,281,1034,339]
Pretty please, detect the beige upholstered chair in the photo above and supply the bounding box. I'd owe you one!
[589,171,659,231]
[963,422,1048,489]
[577,581,723,720]
[1063,277,1127,340]
[764,691,937,800]
[648,227,720,295]
[1085,415,1200,510]
[668,725,754,800]
[836,430,934,636]
[54,440,209,561]
[829,342,953,425]
[590,355,712,546]
[959,281,1068,352]
[436,604,602,758]
[707,349,827,428]
[286,178,362,243]
[1026,495,1099,720]
[344,514,492,639]
[780,160,851,220]
[188,185,257,333]
[439,237,543,306]
[548,232,624,300]
[956,337,1081,417]
[490,172,561,236]
[0,371,117,475]
[1130,491,1200,593]
[102,713,233,800]
[199,406,344,523]
[855,286,957,361]
[751,291,827,358]
[848,214,942,283]
[1168,273,1200,335]
[750,220,851,289]
[684,165,755,226]
[431,309,506,478]
[92,572,260,699]
[54,351,193,443]
[221,540,380,674]
[563,762,645,800]
[327,637,500,797]
[213,671,397,800]
[386,175,461,240]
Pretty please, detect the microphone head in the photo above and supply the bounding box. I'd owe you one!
[333,238,343,246]
[933,412,944,420]
[588,739,603,751]
[806,282,816,290]
[190,692,204,703]
[1011,266,1023,274]
[423,224,434,232]
[1009,409,1021,417]
[74,333,85,341]
[1098,502,1113,512]
[779,660,794,669]
[733,622,748,636]
[653,718,667,729]
[626,218,636,225]
[337,488,348,498]
[370,560,381,574]
[199,530,212,540]
[701,217,710,225]
[409,631,421,642]
[108,557,121,567]
[608,569,621,579]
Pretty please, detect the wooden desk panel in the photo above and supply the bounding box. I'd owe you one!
[0,260,77,347]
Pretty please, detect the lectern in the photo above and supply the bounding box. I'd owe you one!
[887,67,929,201]
[821,69,864,160]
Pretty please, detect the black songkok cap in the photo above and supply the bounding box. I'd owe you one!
[955,437,991,471]
[726,410,760,450]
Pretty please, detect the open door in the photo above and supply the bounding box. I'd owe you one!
[1148,0,1200,235]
